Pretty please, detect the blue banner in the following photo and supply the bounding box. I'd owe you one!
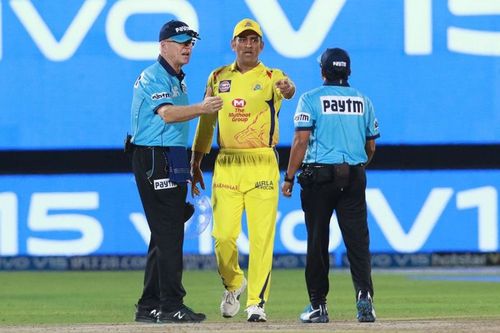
[1,170,498,259]
[1,0,499,149]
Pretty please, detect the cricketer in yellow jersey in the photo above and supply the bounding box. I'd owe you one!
[190,18,295,322]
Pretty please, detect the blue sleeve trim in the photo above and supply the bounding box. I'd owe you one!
[153,102,173,114]
[366,133,380,140]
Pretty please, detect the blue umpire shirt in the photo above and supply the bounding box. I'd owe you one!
[130,56,190,147]
[293,81,380,165]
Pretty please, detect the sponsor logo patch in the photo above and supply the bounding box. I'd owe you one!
[255,180,274,190]
[154,178,177,190]
[320,96,364,115]
[175,26,190,33]
[294,112,310,123]
[219,80,231,93]
[213,183,239,190]
[232,98,246,108]
[229,97,249,122]
[151,92,171,100]
[332,61,347,68]
[253,83,262,91]
[228,111,250,122]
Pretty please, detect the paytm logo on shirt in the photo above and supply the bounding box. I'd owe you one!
[151,92,171,100]
[294,112,310,124]
[320,96,364,115]
[153,178,177,190]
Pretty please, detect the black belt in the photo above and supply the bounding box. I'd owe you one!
[133,145,171,151]
[302,163,364,168]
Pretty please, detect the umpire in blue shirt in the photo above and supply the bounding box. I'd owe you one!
[281,48,380,324]
[128,20,222,323]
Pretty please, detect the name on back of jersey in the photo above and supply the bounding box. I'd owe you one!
[320,96,364,115]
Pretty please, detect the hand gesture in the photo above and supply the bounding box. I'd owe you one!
[190,164,205,197]
[275,79,294,97]
[201,95,223,114]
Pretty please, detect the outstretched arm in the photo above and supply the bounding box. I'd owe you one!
[157,95,222,123]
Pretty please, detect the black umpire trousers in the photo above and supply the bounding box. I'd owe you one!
[300,165,373,307]
[132,146,187,312]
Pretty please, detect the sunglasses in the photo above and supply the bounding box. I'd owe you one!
[167,39,196,47]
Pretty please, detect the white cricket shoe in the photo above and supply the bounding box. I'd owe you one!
[220,278,247,318]
[246,304,267,322]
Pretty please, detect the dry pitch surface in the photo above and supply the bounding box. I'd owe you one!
[1,319,500,333]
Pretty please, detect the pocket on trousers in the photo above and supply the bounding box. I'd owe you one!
[314,167,334,183]
[333,163,350,189]
[297,167,314,187]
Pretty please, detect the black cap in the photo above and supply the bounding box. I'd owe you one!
[159,20,200,42]
[320,48,351,75]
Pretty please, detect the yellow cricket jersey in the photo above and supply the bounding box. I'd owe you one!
[192,62,289,153]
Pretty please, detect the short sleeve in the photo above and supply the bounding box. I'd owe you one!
[206,71,215,96]
[140,71,174,112]
[364,96,380,140]
[294,93,314,130]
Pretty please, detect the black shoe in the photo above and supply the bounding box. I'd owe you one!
[299,303,329,323]
[356,290,376,322]
[184,202,195,222]
[134,304,159,323]
[157,305,206,323]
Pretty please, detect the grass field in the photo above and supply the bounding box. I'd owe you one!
[0,268,499,332]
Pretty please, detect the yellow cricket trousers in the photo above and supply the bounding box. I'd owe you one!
[211,147,279,307]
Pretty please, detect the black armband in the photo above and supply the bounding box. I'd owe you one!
[284,172,294,183]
